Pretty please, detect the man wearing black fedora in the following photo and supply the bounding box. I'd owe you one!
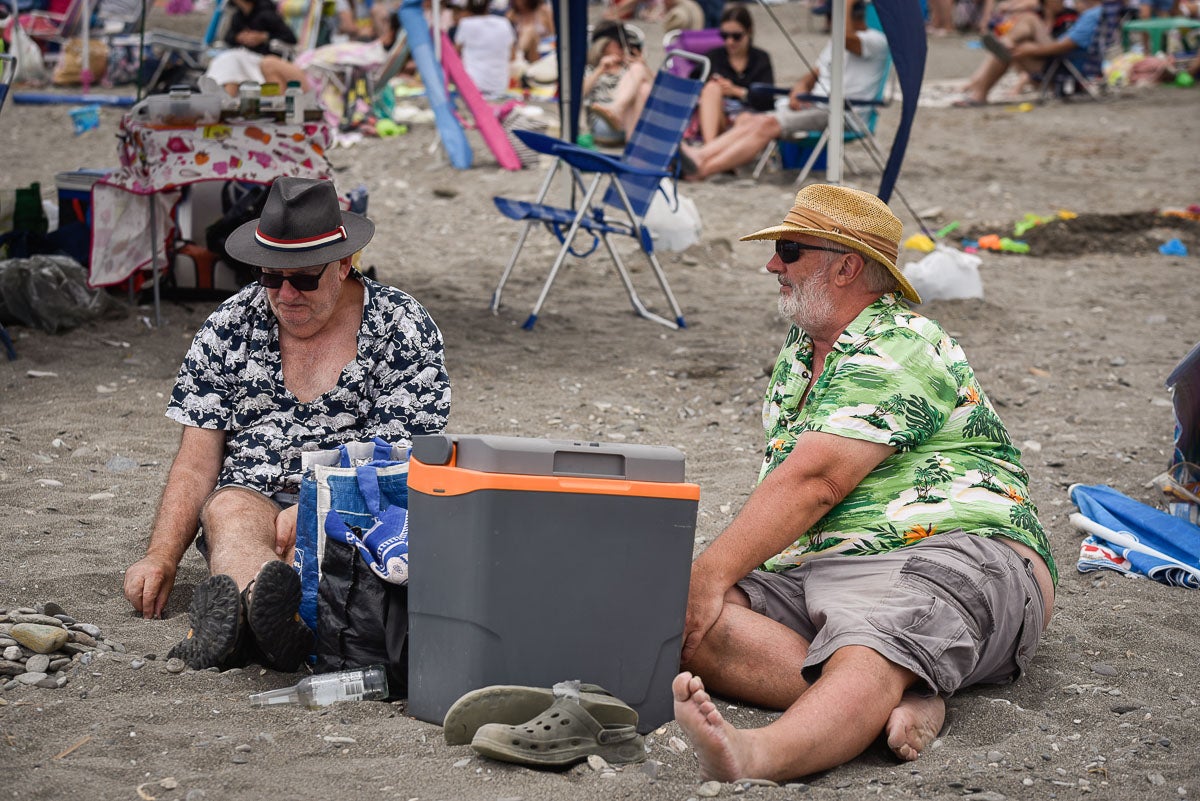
[122,177,450,672]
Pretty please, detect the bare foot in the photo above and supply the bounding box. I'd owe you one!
[885,692,945,761]
[672,672,750,781]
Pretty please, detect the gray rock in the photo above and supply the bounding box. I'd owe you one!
[53,615,76,626]
[1148,773,1166,786]
[72,623,102,638]
[12,614,66,627]
[25,654,50,673]
[0,638,16,648]
[639,760,661,780]
[129,658,145,670]
[987,750,1004,763]
[1091,663,1118,677]
[16,671,48,685]
[105,455,139,472]
[0,660,26,676]
[11,623,69,654]
[109,641,126,653]
[586,754,609,772]
[69,631,98,647]
[2,646,19,661]
[42,602,66,617]
[230,753,249,764]
[36,676,59,689]
[48,658,70,672]
[698,780,722,797]
[165,658,186,673]
[55,675,68,688]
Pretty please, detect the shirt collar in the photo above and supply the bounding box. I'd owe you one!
[832,292,905,354]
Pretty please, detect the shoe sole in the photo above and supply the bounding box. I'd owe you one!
[246,560,313,673]
[443,684,637,746]
[167,574,242,670]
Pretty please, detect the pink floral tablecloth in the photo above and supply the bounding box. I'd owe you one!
[88,115,333,287]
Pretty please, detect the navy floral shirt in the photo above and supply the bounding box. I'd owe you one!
[166,274,450,498]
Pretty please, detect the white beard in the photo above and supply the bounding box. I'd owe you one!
[778,268,834,331]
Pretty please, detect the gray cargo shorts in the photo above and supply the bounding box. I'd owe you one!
[736,530,1047,696]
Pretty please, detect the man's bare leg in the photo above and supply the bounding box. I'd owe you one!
[201,487,282,590]
[674,645,925,782]
[681,591,811,709]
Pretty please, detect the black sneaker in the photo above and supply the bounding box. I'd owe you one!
[167,574,246,670]
[244,560,313,673]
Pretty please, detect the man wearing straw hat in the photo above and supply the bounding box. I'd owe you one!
[673,184,1056,781]
[122,177,450,672]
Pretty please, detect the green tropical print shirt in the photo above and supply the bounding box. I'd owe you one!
[759,293,1057,584]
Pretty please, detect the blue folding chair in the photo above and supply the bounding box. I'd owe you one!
[492,51,710,330]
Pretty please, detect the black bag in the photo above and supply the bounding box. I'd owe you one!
[205,182,270,278]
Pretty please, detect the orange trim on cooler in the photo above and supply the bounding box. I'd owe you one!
[409,458,701,501]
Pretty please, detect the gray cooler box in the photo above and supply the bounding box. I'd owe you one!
[407,434,700,733]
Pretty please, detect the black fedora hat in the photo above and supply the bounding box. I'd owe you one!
[225,177,375,269]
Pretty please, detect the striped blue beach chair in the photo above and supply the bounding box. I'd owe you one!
[492,52,710,330]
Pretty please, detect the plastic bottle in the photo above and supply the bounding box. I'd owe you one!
[248,665,389,708]
[284,80,303,125]
[238,81,261,118]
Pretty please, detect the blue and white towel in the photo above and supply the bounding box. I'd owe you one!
[1071,484,1200,589]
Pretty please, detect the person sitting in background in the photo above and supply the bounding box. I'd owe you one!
[955,0,1101,105]
[333,0,376,42]
[508,0,555,64]
[205,0,310,97]
[694,5,774,144]
[663,0,706,33]
[453,0,517,100]
[583,22,651,146]
[603,0,662,23]
[680,0,886,180]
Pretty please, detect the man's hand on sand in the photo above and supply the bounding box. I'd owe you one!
[123,553,178,619]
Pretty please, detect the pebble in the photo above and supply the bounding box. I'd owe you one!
[105,455,139,472]
[73,623,102,638]
[11,623,68,653]
[453,758,472,768]
[25,654,50,673]
[42,602,66,617]
[0,661,24,676]
[986,750,1004,763]
[13,614,66,627]
[231,754,249,764]
[587,754,610,772]
[159,778,179,790]
[698,780,722,797]
[48,658,69,672]
[668,736,689,754]
[965,793,1007,801]
[130,659,146,670]
[36,479,64,488]
[165,658,186,674]
[322,736,356,744]
[16,671,48,685]
[1149,773,1167,786]
[69,631,98,647]
[1090,663,1118,677]
[2,647,19,661]
[639,760,661,780]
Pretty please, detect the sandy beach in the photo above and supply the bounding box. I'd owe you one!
[2,3,1199,799]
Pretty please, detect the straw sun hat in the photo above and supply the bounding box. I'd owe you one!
[739,184,920,304]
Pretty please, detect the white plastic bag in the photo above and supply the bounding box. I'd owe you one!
[901,244,984,302]
[643,180,702,252]
[7,20,50,86]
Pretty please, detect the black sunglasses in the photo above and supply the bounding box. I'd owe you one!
[254,261,333,291]
[775,240,848,264]
[720,30,745,42]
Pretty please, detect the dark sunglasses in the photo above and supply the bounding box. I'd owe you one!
[775,240,848,264]
[720,30,745,42]
[254,261,333,291]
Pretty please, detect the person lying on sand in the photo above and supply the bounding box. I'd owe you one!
[672,184,1056,782]
[122,177,450,672]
